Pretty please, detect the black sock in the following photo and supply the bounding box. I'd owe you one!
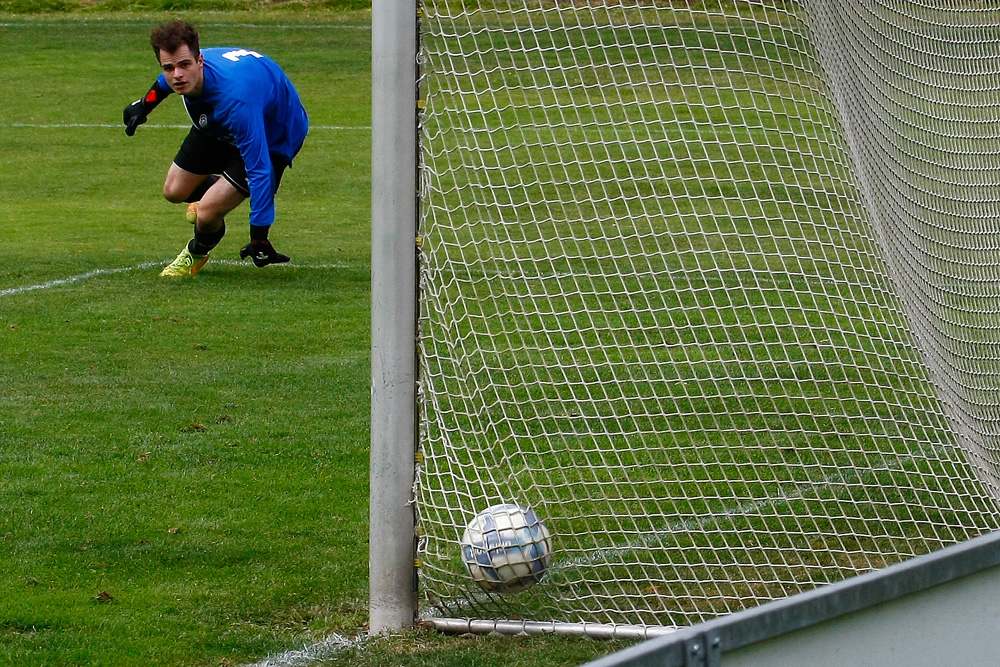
[184,175,220,204]
[249,225,270,243]
[188,222,226,255]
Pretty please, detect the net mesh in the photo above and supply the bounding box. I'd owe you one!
[414,0,1000,629]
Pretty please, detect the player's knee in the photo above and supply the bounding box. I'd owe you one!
[195,199,227,225]
[162,182,188,204]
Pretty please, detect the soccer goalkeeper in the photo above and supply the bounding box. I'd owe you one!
[123,20,309,277]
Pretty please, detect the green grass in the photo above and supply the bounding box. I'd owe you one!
[5,4,997,666]
[0,9,627,667]
[0,13,366,667]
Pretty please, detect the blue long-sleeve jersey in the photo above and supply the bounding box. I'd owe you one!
[154,47,309,228]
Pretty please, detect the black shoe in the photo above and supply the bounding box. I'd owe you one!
[240,241,290,267]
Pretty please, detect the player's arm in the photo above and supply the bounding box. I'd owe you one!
[123,75,173,136]
[228,103,292,266]
[229,106,277,228]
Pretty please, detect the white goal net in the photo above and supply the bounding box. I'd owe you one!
[414,0,1000,632]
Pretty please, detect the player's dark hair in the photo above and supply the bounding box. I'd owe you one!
[150,20,200,60]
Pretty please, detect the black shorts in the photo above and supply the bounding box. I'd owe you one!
[173,128,289,198]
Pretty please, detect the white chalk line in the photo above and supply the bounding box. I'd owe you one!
[243,633,364,667]
[0,22,371,30]
[555,440,952,572]
[0,259,357,299]
[0,262,159,298]
[1,122,370,131]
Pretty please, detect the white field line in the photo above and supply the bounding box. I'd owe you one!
[552,442,951,572]
[1,122,370,131]
[0,259,356,299]
[198,23,370,30]
[244,633,363,667]
[0,22,370,30]
[0,262,161,298]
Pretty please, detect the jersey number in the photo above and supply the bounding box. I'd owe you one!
[222,49,264,62]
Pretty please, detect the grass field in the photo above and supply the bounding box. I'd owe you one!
[0,9,630,667]
[8,4,1000,666]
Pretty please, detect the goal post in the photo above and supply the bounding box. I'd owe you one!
[372,0,1000,636]
[369,0,419,634]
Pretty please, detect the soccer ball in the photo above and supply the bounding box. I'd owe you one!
[460,503,552,594]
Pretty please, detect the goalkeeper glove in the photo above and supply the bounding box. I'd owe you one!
[240,240,291,267]
[123,100,147,136]
[123,81,169,136]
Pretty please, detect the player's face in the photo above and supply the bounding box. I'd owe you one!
[157,45,204,97]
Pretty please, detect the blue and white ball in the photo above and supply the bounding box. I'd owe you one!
[461,503,552,594]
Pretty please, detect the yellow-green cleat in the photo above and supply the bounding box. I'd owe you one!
[160,245,209,277]
[185,201,199,224]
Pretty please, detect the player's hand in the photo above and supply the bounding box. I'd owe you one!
[240,241,291,267]
[123,100,147,136]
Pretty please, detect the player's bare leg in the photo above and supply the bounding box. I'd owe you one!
[190,177,246,233]
[160,167,245,277]
[162,163,218,206]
